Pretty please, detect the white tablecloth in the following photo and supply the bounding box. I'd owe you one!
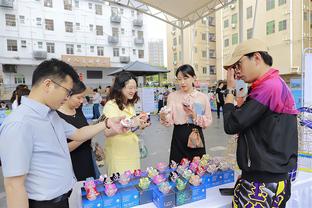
[69,171,312,208]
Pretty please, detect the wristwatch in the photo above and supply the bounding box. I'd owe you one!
[224,88,236,96]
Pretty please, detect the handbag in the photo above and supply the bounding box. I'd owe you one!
[187,128,204,148]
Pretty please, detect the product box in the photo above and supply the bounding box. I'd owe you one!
[152,188,176,208]
[81,193,103,208]
[102,192,122,208]
[173,186,192,206]
[120,187,140,208]
[136,184,157,205]
[211,171,223,187]
[223,169,235,184]
[190,183,206,202]
[81,184,105,196]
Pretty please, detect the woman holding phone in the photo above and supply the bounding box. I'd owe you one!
[160,64,212,163]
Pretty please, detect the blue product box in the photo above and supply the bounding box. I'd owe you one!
[102,192,122,208]
[120,187,140,208]
[81,193,103,208]
[81,184,105,196]
[173,187,192,206]
[137,184,157,205]
[190,183,206,202]
[223,169,234,184]
[203,174,213,188]
[152,188,176,208]
[212,171,223,187]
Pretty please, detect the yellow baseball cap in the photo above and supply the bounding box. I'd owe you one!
[224,38,268,69]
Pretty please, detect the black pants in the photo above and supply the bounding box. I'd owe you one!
[216,102,224,118]
[158,100,164,113]
[29,199,69,208]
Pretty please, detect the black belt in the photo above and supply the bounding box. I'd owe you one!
[29,190,72,205]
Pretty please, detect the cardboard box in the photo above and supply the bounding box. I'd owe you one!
[102,192,122,208]
[223,169,235,184]
[81,193,103,208]
[211,171,223,187]
[152,188,176,208]
[120,187,140,208]
[190,183,206,202]
[137,184,157,205]
[173,186,192,206]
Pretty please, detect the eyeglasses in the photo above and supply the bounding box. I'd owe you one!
[51,80,73,97]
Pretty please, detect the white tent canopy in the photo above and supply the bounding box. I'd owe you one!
[103,0,234,29]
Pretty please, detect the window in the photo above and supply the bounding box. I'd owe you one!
[113,48,119,57]
[112,27,119,37]
[266,0,275,11]
[137,31,143,38]
[173,37,177,46]
[224,19,229,28]
[122,48,125,54]
[209,49,216,58]
[120,8,124,14]
[194,30,197,36]
[278,19,287,31]
[5,14,16,26]
[304,12,308,21]
[194,47,197,53]
[208,16,215,26]
[90,46,94,52]
[47,42,55,53]
[7,39,18,51]
[19,15,25,24]
[133,49,136,55]
[96,25,103,36]
[64,0,72,11]
[44,0,53,7]
[89,24,93,31]
[247,6,252,19]
[202,67,207,74]
[202,50,207,58]
[278,0,286,6]
[247,28,253,39]
[38,42,43,49]
[232,33,238,45]
[224,38,229,47]
[74,0,79,8]
[209,65,216,75]
[132,30,135,36]
[66,44,74,54]
[15,75,25,84]
[65,21,73,33]
[202,33,206,41]
[88,3,92,9]
[202,18,207,25]
[266,20,275,35]
[97,46,104,56]
[87,71,102,79]
[209,33,216,42]
[76,22,80,30]
[45,19,54,31]
[179,51,182,60]
[131,10,135,16]
[121,28,125,34]
[77,45,81,52]
[232,13,237,24]
[138,50,144,58]
[36,17,42,26]
[95,4,102,15]
[21,40,27,48]
[111,7,118,16]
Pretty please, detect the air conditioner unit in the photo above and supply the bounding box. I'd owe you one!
[229,4,235,9]
[291,66,300,73]
[0,0,14,8]
[33,50,47,60]
[231,23,236,29]
[173,61,177,65]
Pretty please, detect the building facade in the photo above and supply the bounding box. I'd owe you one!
[166,14,217,87]
[0,0,147,99]
[148,39,164,67]
[216,0,312,83]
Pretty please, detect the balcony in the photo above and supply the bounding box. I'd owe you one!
[134,38,144,45]
[120,56,130,63]
[0,0,13,8]
[33,50,47,60]
[108,36,119,44]
[110,15,121,23]
[133,19,143,27]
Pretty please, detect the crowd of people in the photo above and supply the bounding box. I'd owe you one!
[0,38,299,208]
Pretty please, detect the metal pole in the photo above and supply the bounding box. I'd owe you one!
[252,0,258,38]
[180,23,184,64]
[239,0,243,42]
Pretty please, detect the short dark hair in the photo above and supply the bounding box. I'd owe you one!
[109,72,139,111]
[93,88,98,92]
[32,59,79,86]
[245,51,273,66]
[72,81,86,95]
[175,64,196,78]
[16,88,30,105]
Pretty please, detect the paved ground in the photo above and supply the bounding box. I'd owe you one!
[0,112,228,207]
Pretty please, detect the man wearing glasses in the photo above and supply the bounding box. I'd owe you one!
[223,39,298,208]
[0,59,128,208]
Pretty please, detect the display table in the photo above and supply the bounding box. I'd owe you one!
[69,171,312,208]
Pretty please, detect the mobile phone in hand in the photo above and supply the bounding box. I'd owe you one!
[219,188,234,196]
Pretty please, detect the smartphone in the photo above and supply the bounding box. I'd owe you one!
[219,188,234,196]
[182,103,190,108]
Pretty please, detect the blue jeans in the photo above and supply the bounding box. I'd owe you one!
[93,104,100,119]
